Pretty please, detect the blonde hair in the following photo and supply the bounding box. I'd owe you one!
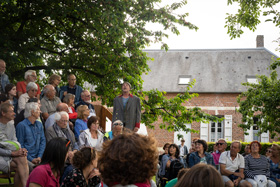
[77,105,88,119]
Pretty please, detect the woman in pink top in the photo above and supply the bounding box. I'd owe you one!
[26,137,70,187]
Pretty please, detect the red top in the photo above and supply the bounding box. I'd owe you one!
[26,164,60,187]
[16,81,41,96]
[68,106,78,119]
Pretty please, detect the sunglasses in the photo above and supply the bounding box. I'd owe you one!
[216,143,225,146]
[113,123,123,126]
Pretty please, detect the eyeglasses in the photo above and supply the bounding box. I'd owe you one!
[216,143,225,146]
[113,122,123,126]
[266,150,271,153]
[60,120,69,123]
[30,89,38,92]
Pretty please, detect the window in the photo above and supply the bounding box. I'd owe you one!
[178,75,191,85]
[210,121,224,142]
[246,76,258,84]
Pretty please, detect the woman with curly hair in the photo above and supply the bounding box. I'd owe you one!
[98,132,158,187]
[61,147,101,187]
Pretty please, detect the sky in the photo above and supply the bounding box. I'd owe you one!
[145,0,280,57]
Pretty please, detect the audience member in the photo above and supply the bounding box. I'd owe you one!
[40,84,61,120]
[48,74,61,97]
[14,98,40,127]
[188,139,215,168]
[0,59,10,94]
[16,102,46,165]
[5,83,18,113]
[219,141,251,187]
[79,116,103,151]
[75,90,96,117]
[74,105,90,139]
[17,82,38,114]
[44,102,70,129]
[162,144,184,182]
[243,144,251,157]
[99,133,158,187]
[174,164,223,187]
[178,139,188,167]
[0,103,28,187]
[266,147,272,158]
[45,112,78,151]
[165,168,189,187]
[59,74,83,104]
[188,138,199,153]
[269,144,280,187]
[112,82,141,132]
[16,70,41,99]
[212,139,227,165]
[63,93,77,120]
[26,137,70,187]
[61,147,101,187]
[244,141,275,187]
[103,120,124,141]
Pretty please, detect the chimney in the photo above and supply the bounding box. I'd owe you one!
[256,35,264,48]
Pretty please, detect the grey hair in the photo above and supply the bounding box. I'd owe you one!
[54,111,69,121]
[24,70,36,80]
[24,102,39,118]
[26,82,38,92]
[217,139,227,144]
[81,90,90,97]
[43,84,53,94]
[231,141,242,150]
[63,93,75,103]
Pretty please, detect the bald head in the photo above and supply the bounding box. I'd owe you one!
[56,103,69,113]
[0,60,6,74]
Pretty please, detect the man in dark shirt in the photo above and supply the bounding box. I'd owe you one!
[59,74,82,105]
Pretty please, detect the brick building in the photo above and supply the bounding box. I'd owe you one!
[141,35,279,149]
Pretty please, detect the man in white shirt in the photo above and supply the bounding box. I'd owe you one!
[219,141,251,187]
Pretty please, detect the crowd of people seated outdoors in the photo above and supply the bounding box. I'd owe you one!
[1,59,280,187]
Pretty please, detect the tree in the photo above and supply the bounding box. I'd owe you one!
[1,0,219,132]
[226,0,280,138]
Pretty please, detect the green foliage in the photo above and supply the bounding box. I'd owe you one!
[226,0,280,39]
[237,59,280,138]
[0,0,219,132]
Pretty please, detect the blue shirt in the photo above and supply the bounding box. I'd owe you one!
[74,119,88,139]
[188,151,215,168]
[16,118,46,162]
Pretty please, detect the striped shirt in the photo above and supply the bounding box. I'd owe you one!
[244,154,270,179]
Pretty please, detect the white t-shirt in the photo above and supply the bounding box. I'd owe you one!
[179,145,184,157]
[219,151,244,172]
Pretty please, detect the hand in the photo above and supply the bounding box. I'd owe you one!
[233,172,242,178]
[32,157,41,165]
[233,178,240,186]
[63,91,67,96]
[88,168,100,179]
[133,127,139,132]
[11,148,27,157]
[68,151,75,162]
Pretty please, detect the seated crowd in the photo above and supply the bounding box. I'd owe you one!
[1,59,280,187]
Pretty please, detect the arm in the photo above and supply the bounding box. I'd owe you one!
[74,120,83,139]
[40,101,49,120]
[188,153,195,168]
[16,82,24,98]
[17,95,25,113]
[208,153,216,167]
[0,148,12,157]
[38,125,46,158]
[112,98,117,122]
[135,97,141,128]
[78,132,86,148]
[220,164,235,176]
[29,183,42,187]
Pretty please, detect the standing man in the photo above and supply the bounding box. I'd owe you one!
[212,139,227,165]
[112,82,141,132]
[219,141,251,187]
[178,139,188,167]
[0,59,10,94]
[59,74,83,105]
